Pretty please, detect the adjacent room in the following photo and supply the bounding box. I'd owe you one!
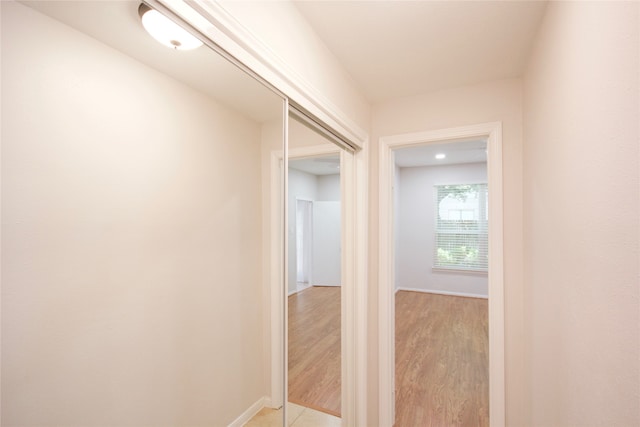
[393,141,489,425]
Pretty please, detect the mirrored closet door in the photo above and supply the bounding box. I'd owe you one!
[2,2,285,426]
[285,111,353,427]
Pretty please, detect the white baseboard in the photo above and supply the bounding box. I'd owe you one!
[289,283,341,296]
[227,396,265,427]
[396,287,488,299]
[288,282,313,296]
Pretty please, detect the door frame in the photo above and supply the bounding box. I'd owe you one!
[378,122,505,427]
[293,197,314,292]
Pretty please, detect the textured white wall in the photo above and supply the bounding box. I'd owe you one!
[523,2,639,425]
[396,163,488,297]
[1,2,268,425]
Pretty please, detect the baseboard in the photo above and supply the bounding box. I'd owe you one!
[396,287,488,299]
[289,283,341,296]
[289,282,314,296]
[227,396,265,427]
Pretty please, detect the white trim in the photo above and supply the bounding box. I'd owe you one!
[271,142,368,426]
[164,0,367,149]
[379,122,505,427]
[293,197,314,287]
[227,396,266,427]
[395,287,488,299]
[431,267,489,276]
[268,150,283,410]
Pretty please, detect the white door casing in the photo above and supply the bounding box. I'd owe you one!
[378,122,505,427]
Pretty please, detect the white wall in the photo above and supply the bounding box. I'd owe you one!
[369,78,525,425]
[396,163,488,297]
[287,169,341,292]
[1,2,268,425]
[523,2,639,425]
[317,174,341,202]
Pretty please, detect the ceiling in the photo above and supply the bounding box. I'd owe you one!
[20,1,283,123]
[294,1,548,102]
[21,1,548,118]
[290,155,341,176]
[394,139,486,168]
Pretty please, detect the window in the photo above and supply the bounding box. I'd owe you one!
[434,183,488,272]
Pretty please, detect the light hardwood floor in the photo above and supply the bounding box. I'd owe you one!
[286,288,488,425]
[395,290,489,427]
[288,286,341,417]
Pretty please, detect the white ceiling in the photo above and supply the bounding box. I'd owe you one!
[20,1,283,123]
[290,155,341,176]
[394,139,486,168]
[21,1,548,119]
[294,1,548,102]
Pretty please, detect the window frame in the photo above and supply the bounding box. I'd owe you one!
[433,182,488,274]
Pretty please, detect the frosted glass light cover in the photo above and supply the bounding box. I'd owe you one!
[140,7,202,50]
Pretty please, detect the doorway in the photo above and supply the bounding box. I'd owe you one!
[393,141,489,425]
[288,152,342,419]
[378,122,505,427]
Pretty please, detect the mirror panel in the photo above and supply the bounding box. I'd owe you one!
[286,116,344,426]
[2,2,284,426]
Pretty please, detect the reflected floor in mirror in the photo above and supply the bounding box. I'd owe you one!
[288,287,341,416]
[245,402,340,427]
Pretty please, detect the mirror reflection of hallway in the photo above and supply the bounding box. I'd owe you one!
[2,2,286,426]
[287,118,343,426]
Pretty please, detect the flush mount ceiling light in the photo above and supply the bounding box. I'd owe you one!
[435,153,446,160]
[138,3,203,50]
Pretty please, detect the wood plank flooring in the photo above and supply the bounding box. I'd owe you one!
[287,288,488,425]
[288,286,341,417]
[395,291,489,427]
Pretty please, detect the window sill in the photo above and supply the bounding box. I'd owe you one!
[432,267,488,276]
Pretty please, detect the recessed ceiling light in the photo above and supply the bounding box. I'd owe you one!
[435,153,446,160]
[138,4,203,51]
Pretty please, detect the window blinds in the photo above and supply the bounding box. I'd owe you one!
[434,183,488,272]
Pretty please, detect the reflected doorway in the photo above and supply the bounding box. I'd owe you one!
[288,153,342,420]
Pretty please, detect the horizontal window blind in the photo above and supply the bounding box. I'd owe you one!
[434,183,488,272]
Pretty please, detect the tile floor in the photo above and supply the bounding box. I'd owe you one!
[245,402,341,427]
